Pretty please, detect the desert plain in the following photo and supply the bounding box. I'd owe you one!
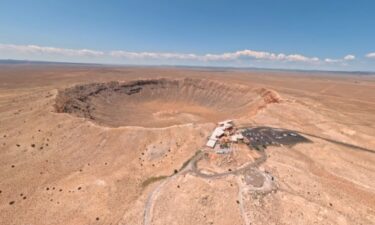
[0,64,374,225]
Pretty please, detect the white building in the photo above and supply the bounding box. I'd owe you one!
[206,120,234,148]
[206,139,216,148]
[230,133,244,142]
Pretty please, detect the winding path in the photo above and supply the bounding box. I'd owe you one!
[141,124,374,225]
[142,148,269,225]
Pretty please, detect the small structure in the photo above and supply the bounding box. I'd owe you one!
[211,127,225,139]
[206,120,233,148]
[219,120,233,126]
[206,139,217,148]
[219,120,233,130]
[230,133,244,142]
[216,147,231,154]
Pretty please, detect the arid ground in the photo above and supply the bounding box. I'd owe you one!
[0,64,374,225]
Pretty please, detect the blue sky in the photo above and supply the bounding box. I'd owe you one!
[1,0,375,71]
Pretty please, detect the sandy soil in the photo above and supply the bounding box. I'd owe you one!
[0,65,374,225]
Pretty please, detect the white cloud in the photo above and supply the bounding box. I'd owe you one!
[0,44,104,57]
[284,54,319,63]
[111,49,320,63]
[201,50,284,61]
[324,54,356,64]
[0,43,320,63]
[109,50,198,60]
[366,52,375,59]
[325,58,340,63]
[344,54,355,60]
[0,43,362,68]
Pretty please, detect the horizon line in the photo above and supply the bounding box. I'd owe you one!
[1,58,374,75]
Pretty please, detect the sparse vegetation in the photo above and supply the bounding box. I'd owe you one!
[141,175,168,188]
[1,66,374,225]
[178,150,202,172]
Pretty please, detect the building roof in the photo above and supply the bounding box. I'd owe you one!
[206,139,216,148]
[230,133,244,142]
[218,120,233,125]
[207,119,234,148]
[210,127,225,140]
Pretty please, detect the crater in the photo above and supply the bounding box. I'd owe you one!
[55,78,280,128]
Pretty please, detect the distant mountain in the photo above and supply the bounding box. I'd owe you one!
[0,59,100,66]
[0,59,374,75]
